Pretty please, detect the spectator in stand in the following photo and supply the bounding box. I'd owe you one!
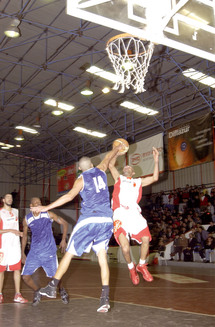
[162,192,169,210]
[183,233,197,262]
[193,189,201,214]
[209,189,215,215]
[173,190,180,213]
[168,192,174,212]
[199,192,209,212]
[178,190,185,213]
[201,208,212,224]
[207,222,215,234]
[182,185,190,209]
[170,233,188,261]
[155,193,162,210]
[203,236,215,263]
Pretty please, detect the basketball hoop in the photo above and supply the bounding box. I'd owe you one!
[106,33,154,94]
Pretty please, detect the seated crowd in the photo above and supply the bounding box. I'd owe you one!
[142,184,215,263]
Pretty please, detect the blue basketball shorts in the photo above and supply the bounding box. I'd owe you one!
[22,250,58,278]
[66,216,113,256]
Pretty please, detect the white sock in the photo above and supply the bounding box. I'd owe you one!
[128,262,134,269]
[139,259,146,265]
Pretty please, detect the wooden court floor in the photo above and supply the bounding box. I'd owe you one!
[0,260,215,327]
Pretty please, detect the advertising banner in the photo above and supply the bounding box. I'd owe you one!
[57,163,77,194]
[168,113,213,171]
[128,133,164,177]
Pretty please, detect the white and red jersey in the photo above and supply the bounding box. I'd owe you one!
[112,175,142,211]
[0,208,21,268]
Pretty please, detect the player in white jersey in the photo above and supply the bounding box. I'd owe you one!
[109,147,159,285]
[0,193,28,304]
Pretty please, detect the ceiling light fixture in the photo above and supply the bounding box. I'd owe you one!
[80,87,93,96]
[182,68,215,88]
[81,80,93,96]
[14,129,25,141]
[120,101,158,115]
[15,126,39,134]
[73,126,106,138]
[33,115,41,128]
[0,142,14,149]
[44,99,75,111]
[102,87,110,94]
[4,18,21,38]
[51,110,64,116]
[86,65,119,83]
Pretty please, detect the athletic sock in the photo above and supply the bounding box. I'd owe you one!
[128,262,134,269]
[49,278,60,287]
[101,285,109,298]
[139,259,146,265]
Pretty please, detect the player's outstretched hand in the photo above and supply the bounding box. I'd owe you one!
[152,147,159,162]
[30,205,47,212]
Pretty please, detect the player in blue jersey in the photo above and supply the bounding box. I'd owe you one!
[30,144,124,313]
[21,197,69,306]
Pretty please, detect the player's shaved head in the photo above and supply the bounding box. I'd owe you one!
[79,156,93,172]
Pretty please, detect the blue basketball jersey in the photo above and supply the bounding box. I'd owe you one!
[79,167,112,220]
[25,211,57,255]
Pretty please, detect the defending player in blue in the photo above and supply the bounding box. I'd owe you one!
[30,143,124,313]
[21,197,69,306]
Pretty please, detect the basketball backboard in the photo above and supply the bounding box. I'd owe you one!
[67,0,215,62]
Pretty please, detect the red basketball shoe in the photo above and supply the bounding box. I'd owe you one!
[136,263,153,282]
[129,265,140,285]
[14,293,28,303]
[0,294,3,304]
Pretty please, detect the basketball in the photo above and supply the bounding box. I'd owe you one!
[112,138,129,155]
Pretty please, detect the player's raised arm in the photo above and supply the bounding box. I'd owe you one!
[141,147,159,187]
[97,144,123,172]
[31,177,83,212]
[108,138,129,182]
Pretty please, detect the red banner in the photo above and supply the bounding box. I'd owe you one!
[57,164,76,194]
[168,113,213,171]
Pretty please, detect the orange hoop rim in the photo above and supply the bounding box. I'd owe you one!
[106,33,153,47]
[106,33,154,58]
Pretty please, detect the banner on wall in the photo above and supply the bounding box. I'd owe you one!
[128,133,164,177]
[57,163,77,194]
[168,113,213,171]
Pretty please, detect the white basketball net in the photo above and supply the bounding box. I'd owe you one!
[106,35,154,94]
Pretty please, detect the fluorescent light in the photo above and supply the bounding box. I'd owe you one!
[86,65,119,83]
[58,102,74,111]
[183,68,215,88]
[74,126,106,138]
[0,142,14,149]
[120,101,158,115]
[52,110,63,116]
[16,144,21,148]
[80,88,93,96]
[15,126,39,134]
[14,135,24,141]
[44,99,75,111]
[44,99,57,107]
[102,87,110,94]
